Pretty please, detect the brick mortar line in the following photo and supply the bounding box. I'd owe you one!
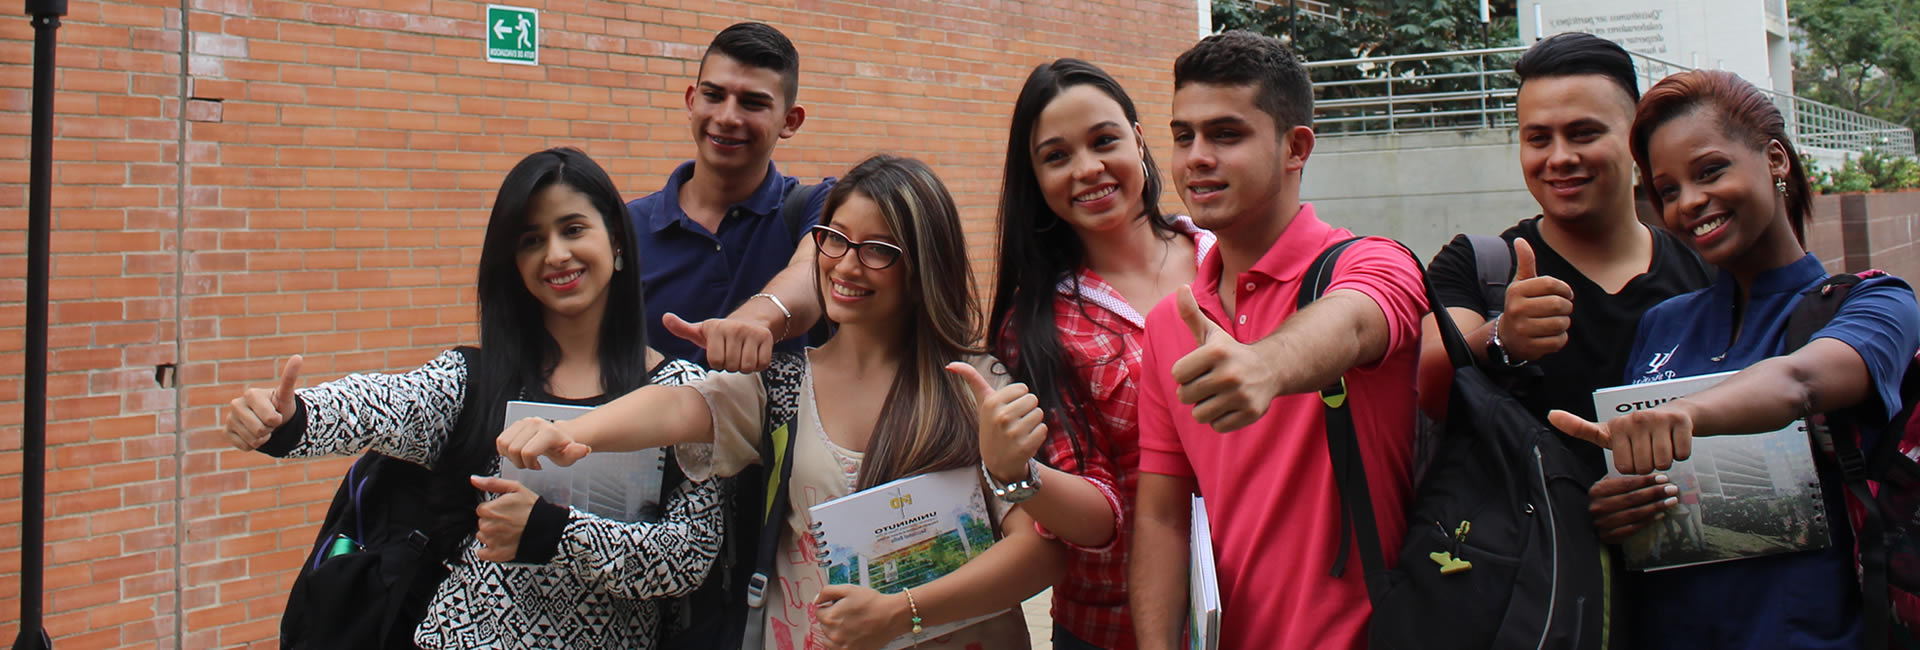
[171,0,190,646]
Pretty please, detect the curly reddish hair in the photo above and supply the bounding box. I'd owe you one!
[1629,70,1812,244]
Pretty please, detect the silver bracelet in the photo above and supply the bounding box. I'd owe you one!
[751,293,792,341]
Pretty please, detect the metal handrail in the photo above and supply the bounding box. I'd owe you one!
[1306,45,1528,68]
[1244,0,1343,21]
[1305,46,1917,159]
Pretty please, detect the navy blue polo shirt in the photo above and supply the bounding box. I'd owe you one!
[1623,254,1919,650]
[626,161,832,365]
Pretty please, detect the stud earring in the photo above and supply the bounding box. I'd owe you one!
[1775,177,1788,196]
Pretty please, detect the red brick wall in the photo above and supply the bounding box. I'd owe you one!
[1858,192,1920,282]
[1807,193,1848,275]
[1812,190,1920,281]
[0,1,1199,646]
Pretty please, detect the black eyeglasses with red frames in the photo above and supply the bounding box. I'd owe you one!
[809,224,904,270]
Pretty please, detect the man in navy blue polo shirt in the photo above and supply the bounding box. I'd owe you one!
[627,22,833,371]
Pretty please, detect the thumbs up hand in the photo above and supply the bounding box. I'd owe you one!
[470,475,539,563]
[1549,406,1694,476]
[225,355,304,451]
[664,312,777,373]
[947,361,1047,485]
[1496,238,1576,364]
[1170,287,1278,433]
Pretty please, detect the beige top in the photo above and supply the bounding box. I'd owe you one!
[680,352,1030,650]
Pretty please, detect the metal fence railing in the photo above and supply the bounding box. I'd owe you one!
[1243,0,1344,22]
[1306,46,1525,135]
[1306,46,1918,160]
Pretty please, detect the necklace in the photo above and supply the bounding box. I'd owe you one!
[1153,233,1173,293]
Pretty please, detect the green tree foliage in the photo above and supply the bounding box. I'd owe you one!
[1213,0,1522,58]
[1794,0,1920,134]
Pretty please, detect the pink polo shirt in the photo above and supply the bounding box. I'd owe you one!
[1137,203,1425,650]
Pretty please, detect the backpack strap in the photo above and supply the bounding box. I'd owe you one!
[742,352,808,648]
[1785,273,1868,352]
[780,182,834,347]
[781,182,818,246]
[1463,234,1514,318]
[420,345,489,559]
[1301,237,1390,604]
[1304,236,1470,610]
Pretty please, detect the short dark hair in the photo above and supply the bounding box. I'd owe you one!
[1513,32,1640,103]
[701,22,800,105]
[1173,30,1313,133]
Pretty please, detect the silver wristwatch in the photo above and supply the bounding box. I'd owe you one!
[982,458,1044,503]
[1485,314,1527,368]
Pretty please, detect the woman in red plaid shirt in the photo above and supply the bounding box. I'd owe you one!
[977,59,1215,649]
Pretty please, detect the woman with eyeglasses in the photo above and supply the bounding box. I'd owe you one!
[495,154,1059,650]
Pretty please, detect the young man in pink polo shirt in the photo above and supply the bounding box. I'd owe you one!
[1129,31,1428,650]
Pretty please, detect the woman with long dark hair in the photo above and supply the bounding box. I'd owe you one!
[497,154,1063,650]
[975,58,1213,649]
[1550,70,1918,649]
[224,147,723,648]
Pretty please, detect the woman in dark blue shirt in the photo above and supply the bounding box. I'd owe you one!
[1549,69,1920,649]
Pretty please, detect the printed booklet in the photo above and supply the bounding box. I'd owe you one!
[1594,371,1830,571]
[808,467,1005,649]
[498,400,668,523]
[1190,495,1220,650]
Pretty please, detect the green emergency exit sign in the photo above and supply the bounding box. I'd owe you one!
[486,5,538,65]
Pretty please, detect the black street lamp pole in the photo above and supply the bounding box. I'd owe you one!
[16,0,66,648]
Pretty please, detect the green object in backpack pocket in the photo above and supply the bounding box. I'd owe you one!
[1428,521,1474,575]
[323,533,362,560]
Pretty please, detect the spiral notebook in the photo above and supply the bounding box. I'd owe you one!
[497,400,669,523]
[808,467,1005,649]
[1595,371,1831,571]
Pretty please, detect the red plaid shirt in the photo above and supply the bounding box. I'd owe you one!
[1014,220,1212,649]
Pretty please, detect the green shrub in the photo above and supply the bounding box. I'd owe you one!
[1805,150,1920,193]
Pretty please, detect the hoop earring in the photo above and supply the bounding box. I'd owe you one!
[1775,176,1788,196]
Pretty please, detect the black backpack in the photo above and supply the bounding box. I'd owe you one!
[1307,238,1609,650]
[278,347,489,650]
[1787,271,1920,650]
[657,352,808,649]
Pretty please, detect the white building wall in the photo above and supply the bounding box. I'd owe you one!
[1300,130,1540,260]
[1518,0,1787,94]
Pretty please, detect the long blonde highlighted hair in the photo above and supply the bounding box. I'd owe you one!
[816,154,985,490]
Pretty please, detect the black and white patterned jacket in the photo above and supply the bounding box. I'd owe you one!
[263,349,721,649]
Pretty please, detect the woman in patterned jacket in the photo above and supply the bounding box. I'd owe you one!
[223,147,723,648]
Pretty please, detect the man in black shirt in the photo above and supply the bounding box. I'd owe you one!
[1417,34,1711,539]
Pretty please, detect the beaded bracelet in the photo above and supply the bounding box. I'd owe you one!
[903,587,924,647]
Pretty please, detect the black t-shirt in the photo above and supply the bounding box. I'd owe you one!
[1427,216,1711,470]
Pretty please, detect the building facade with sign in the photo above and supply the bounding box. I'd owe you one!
[1518,0,1794,93]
